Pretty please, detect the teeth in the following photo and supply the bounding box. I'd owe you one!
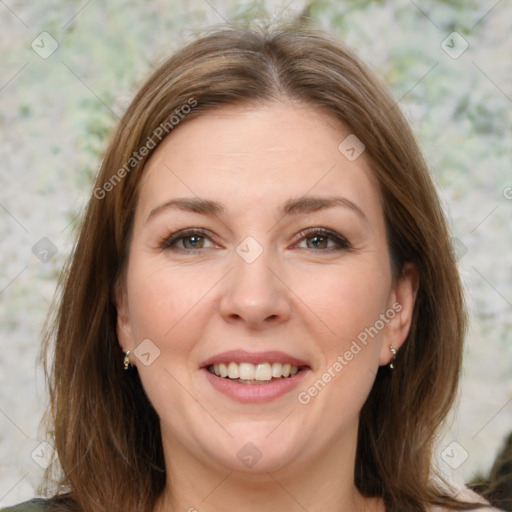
[255,363,272,381]
[271,362,282,378]
[219,362,228,377]
[209,361,303,381]
[227,362,239,379]
[239,363,255,380]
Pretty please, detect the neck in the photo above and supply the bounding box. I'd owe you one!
[154,422,384,512]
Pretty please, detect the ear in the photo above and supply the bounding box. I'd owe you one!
[113,278,135,357]
[379,262,419,366]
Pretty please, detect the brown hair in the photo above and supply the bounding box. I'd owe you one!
[39,19,487,512]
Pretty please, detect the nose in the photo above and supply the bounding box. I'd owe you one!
[219,245,292,330]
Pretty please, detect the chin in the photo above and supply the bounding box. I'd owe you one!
[199,432,301,474]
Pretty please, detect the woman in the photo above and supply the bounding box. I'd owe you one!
[3,20,504,512]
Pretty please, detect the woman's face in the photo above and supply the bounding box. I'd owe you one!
[115,101,417,476]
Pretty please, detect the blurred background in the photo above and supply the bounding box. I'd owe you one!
[0,0,511,507]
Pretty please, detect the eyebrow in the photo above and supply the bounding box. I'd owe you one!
[145,195,368,224]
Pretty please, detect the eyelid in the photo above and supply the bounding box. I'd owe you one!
[159,227,351,253]
[158,227,215,251]
[292,227,351,251]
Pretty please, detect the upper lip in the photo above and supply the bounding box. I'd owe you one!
[200,350,310,368]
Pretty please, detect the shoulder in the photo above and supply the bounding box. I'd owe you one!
[1,499,48,511]
[428,486,506,512]
[454,486,505,511]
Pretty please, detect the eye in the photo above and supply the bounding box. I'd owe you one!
[159,228,217,251]
[159,227,351,253]
[293,228,351,252]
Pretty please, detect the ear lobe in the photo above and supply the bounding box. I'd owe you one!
[113,279,133,353]
[380,262,419,365]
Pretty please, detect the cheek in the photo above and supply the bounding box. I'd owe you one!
[293,259,391,348]
[124,260,208,418]
[292,258,390,407]
[126,257,213,342]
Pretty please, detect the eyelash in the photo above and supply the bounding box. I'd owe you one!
[158,227,351,253]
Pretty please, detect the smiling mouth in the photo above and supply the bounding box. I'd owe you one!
[207,361,305,384]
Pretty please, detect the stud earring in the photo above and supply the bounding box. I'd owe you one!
[123,351,131,371]
[389,346,397,369]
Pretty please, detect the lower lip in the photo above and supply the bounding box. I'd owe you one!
[202,368,310,403]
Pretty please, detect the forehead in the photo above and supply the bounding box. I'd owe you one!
[136,100,382,224]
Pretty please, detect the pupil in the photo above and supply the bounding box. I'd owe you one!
[185,236,202,248]
[309,236,326,249]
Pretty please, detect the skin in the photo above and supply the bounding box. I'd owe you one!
[114,100,418,512]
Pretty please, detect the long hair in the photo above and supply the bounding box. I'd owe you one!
[39,19,486,512]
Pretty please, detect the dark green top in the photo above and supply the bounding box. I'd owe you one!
[1,499,48,511]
